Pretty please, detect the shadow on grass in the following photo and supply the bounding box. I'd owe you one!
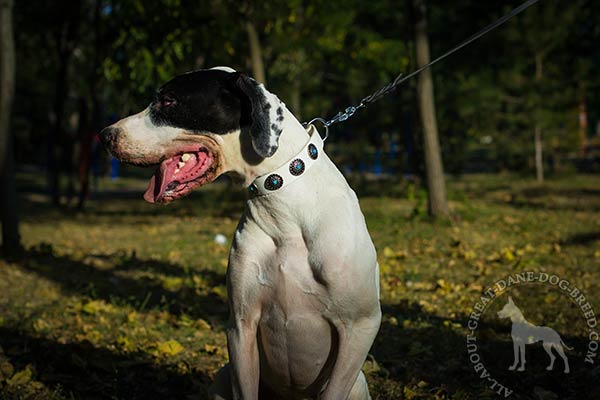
[370,302,599,399]
[1,292,598,399]
[18,187,247,224]
[520,187,600,198]
[498,186,600,212]
[18,247,228,325]
[560,231,600,246]
[0,326,211,400]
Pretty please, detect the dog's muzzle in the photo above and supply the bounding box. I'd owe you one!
[99,126,121,150]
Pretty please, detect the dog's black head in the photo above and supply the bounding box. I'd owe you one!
[99,67,286,204]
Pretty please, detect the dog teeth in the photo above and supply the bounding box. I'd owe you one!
[177,161,185,168]
[174,168,180,174]
[181,153,192,162]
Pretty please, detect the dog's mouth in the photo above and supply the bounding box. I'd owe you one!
[144,147,216,204]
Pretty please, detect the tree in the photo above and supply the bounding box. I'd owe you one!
[0,0,20,256]
[245,20,266,84]
[524,2,579,182]
[413,0,448,217]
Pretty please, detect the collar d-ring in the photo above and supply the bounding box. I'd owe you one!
[303,117,329,141]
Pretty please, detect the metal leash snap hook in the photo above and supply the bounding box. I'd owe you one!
[303,117,329,141]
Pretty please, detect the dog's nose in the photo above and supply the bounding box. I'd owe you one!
[99,126,121,148]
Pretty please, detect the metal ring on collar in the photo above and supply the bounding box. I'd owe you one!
[303,117,329,142]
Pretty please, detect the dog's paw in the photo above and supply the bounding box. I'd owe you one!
[508,365,517,371]
[517,366,525,372]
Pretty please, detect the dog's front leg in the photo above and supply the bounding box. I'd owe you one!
[227,317,260,400]
[320,312,381,400]
[509,340,519,370]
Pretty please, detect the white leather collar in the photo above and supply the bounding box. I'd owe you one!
[248,124,324,196]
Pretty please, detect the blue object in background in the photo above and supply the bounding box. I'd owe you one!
[359,160,368,173]
[389,139,397,174]
[110,156,120,180]
[373,148,382,175]
[403,111,415,178]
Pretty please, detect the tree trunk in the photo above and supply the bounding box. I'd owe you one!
[534,52,544,183]
[48,4,81,206]
[413,0,449,218]
[48,53,70,205]
[78,0,102,210]
[245,21,266,84]
[0,0,21,256]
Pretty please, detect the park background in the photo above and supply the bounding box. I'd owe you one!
[0,0,599,399]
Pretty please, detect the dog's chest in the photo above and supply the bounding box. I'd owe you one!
[256,242,330,309]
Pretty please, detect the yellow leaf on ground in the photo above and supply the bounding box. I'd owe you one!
[33,318,50,332]
[195,319,212,330]
[0,361,14,379]
[403,385,418,399]
[203,344,222,355]
[156,340,184,356]
[127,311,138,323]
[383,246,407,259]
[82,300,109,315]
[7,365,32,387]
[163,277,184,291]
[502,248,515,262]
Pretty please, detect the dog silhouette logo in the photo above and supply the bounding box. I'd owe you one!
[497,296,572,373]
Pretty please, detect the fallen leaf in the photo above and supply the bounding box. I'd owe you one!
[195,319,212,330]
[82,300,109,315]
[203,344,222,355]
[6,365,32,387]
[156,340,184,356]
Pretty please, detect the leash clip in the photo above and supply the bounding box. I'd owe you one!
[303,102,366,141]
[333,104,363,123]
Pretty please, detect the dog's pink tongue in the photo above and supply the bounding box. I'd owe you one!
[143,174,159,203]
[143,159,177,203]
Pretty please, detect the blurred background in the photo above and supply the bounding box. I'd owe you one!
[0,1,599,399]
[4,0,600,207]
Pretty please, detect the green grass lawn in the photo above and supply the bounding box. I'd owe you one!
[1,173,599,399]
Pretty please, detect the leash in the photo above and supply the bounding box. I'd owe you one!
[304,0,540,140]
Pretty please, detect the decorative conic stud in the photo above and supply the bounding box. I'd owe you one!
[308,144,318,160]
[264,174,283,191]
[289,159,305,176]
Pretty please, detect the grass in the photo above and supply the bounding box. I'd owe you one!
[1,171,599,399]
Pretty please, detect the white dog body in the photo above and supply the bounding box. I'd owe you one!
[100,68,381,400]
[222,112,381,400]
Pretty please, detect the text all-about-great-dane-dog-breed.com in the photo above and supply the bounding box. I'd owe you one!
[99,67,382,400]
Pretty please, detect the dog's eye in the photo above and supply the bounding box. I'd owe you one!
[160,96,176,108]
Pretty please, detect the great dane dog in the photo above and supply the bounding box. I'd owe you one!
[99,67,381,400]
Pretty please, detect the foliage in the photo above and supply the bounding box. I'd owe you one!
[10,0,600,179]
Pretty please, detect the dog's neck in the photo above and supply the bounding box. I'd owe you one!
[221,105,311,187]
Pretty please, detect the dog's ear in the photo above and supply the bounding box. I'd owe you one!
[231,73,281,158]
